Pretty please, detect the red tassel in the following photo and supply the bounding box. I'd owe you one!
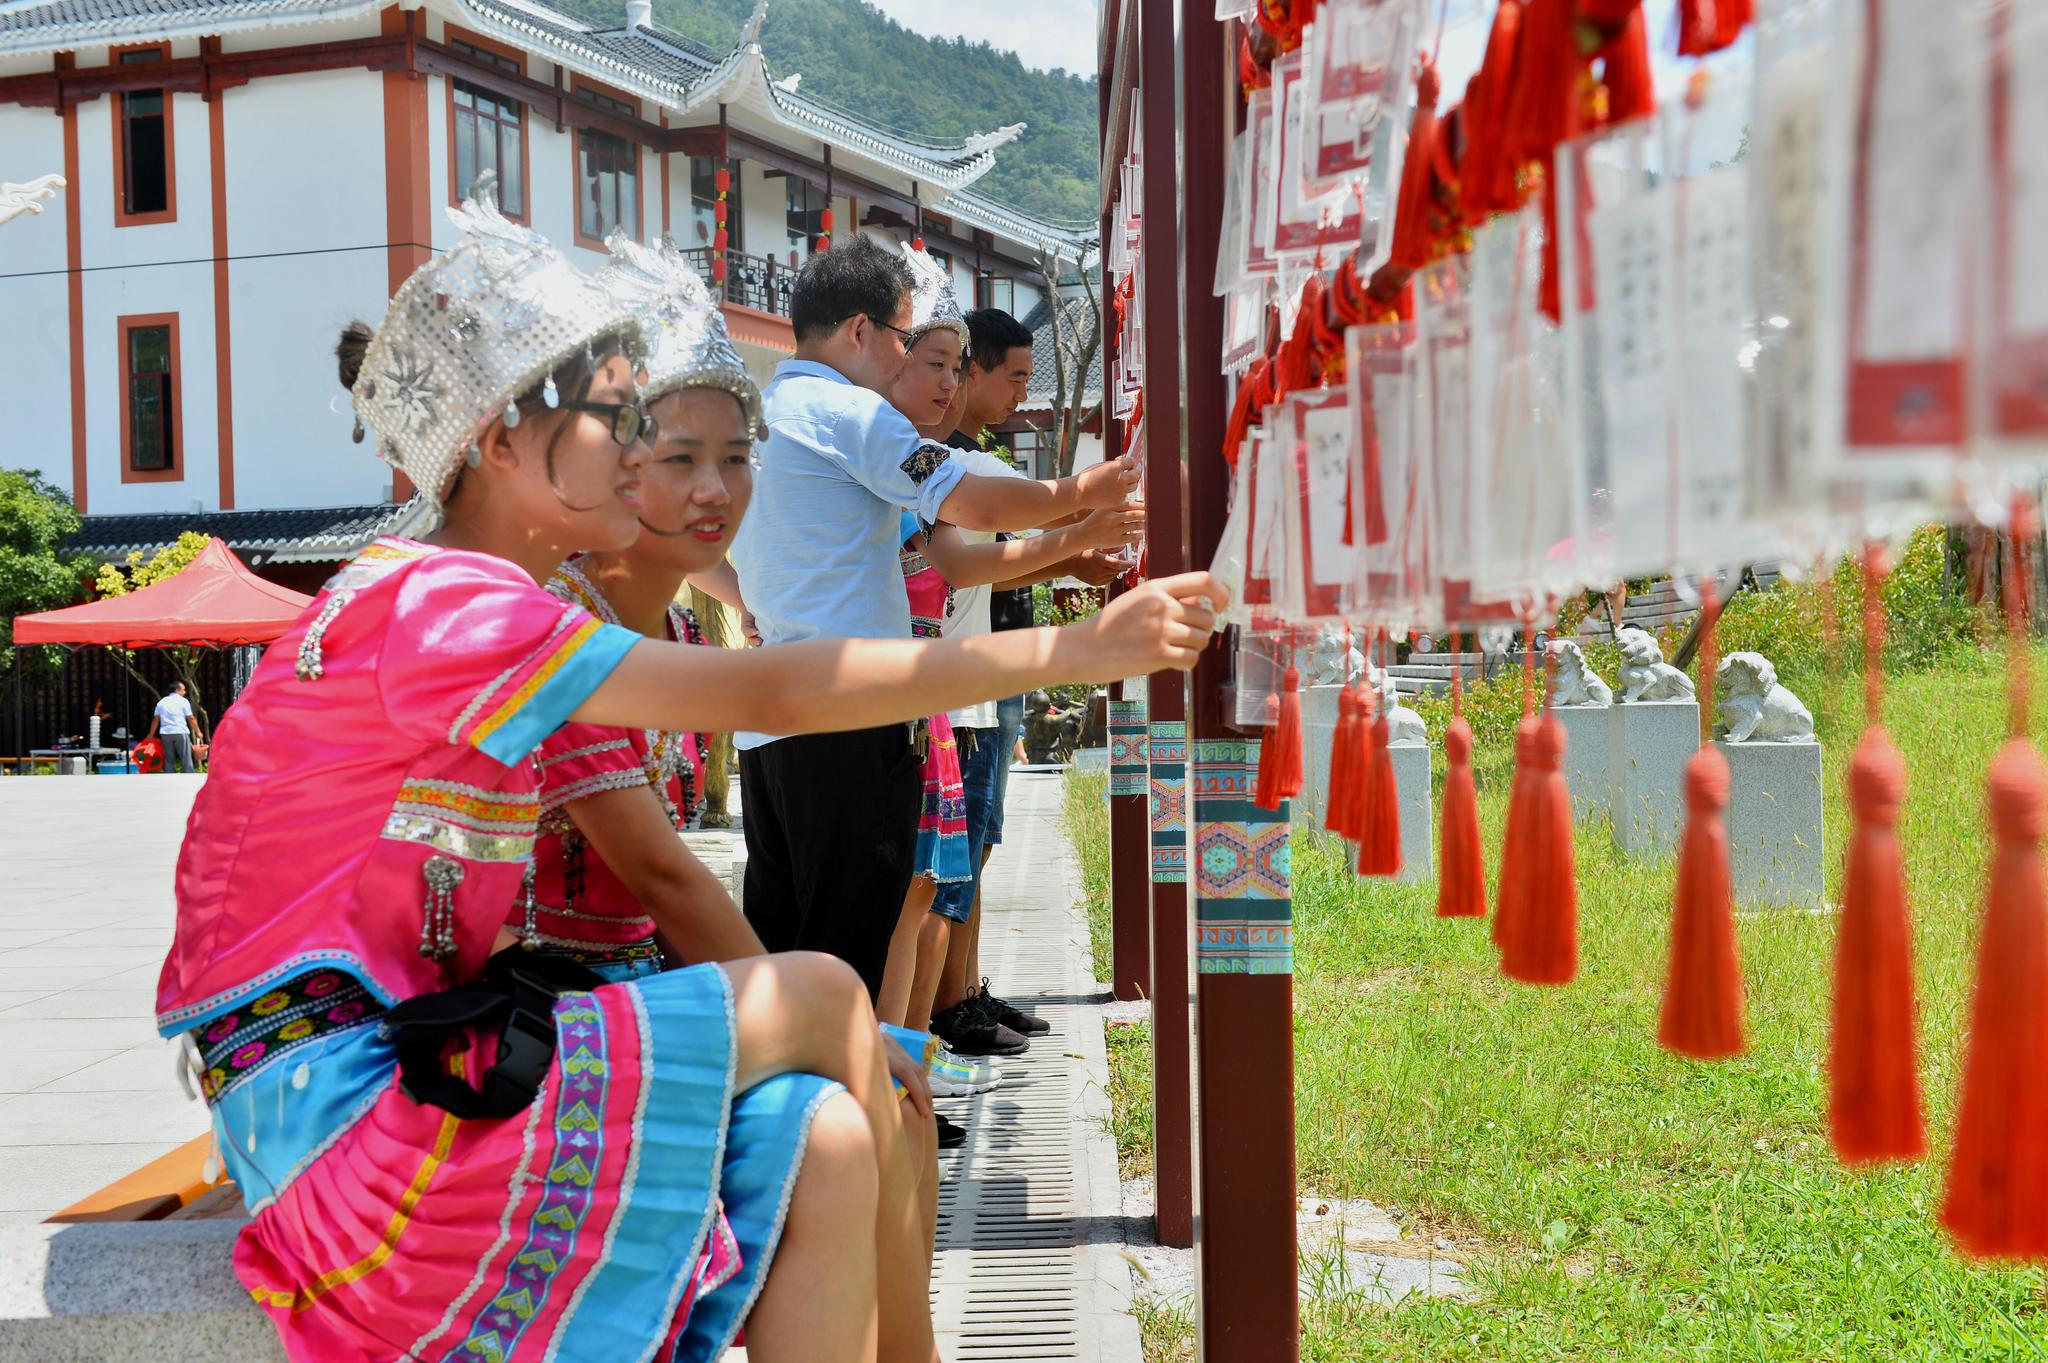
[1941,739,2048,1259]
[1492,644,1541,954]
[1596,7,1656,126]
[1942,496,2048,1259]
[1829,543,1926,1165]
[1458,0,1526,223]
[1659,746,1745,1057]
[1438,637,1487,919]
[1324,682,1360,838]
[1677,0,1752,56]
[1357,684,1403,877]
[1830,727,1927,1163]
[1499,710,1577,983]
[1256,664,1305,811]
[1389,56,1442,271]
[1502,0,1590,170]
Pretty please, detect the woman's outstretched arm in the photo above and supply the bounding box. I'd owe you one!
[572,571,1225,739]
[916,505,1144,590]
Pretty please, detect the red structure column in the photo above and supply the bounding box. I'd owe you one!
[1181,6,1301,1358]
[1137,0,1195,1251]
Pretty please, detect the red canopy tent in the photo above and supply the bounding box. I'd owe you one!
[14,537,312,647]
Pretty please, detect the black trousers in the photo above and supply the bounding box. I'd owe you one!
[739,725,922,1000]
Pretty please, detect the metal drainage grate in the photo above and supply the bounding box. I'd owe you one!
[928,774,1139,1361]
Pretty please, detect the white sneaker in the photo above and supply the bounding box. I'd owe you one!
[940,1047,1001,1085]
[928,1053,999,1096]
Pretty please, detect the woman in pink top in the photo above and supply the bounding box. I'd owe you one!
[157,191,1224,1363]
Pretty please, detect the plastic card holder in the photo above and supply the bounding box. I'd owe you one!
[1289,386,1354,621]
[1270,52,1364,258]
[1298,0,1421,266]
[1346,320,1431,629]
[1244,88,1282,278]
[1840,0,1983,471]
[1466,208,1581,602]
[1980,1,2048,456]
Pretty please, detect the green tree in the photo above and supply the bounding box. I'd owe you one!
[94,531,219,738]
[0,469,89,684]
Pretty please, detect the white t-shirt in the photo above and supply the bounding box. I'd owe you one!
[155,693,194,735]
[940,446,1028,730]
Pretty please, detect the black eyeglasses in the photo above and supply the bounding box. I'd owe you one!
[557,400,658,448]
[871,317,917,353]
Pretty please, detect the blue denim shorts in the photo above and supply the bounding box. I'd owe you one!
[932,725,1002,923]
[984,694,1025,846]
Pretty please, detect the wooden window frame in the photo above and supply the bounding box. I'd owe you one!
[110,42,177,227]
[570,78,642,251]
[444,25,530,222]
[118,312,184,485]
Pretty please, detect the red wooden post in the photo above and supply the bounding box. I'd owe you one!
[1138,0,1196,1251]
[1182,5,1301,1357]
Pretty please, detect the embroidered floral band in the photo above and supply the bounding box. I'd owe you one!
[198,969,385,1102]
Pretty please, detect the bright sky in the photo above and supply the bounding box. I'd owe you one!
[864,0,1101,75]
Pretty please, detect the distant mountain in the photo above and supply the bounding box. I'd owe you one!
[552,0,1100,226]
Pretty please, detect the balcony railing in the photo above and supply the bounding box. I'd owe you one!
[680,246,800,319]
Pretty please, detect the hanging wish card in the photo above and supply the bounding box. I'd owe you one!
[1244,88,1282,278]
[1842,0,1984,462]
[1271,52,1364,256]
[1416,256,1513,627]
[1290,387,1354,619]
[1558,115,1673,585]
[1982,3,2048,450]
[1298,0,1418,212]
[1668,74,1772,574]
[1346,320,1432,627]
[1215,131,1252,297]
[1243,418,1281,608]
[1223,283,1267,376]
[1211,455,1254,624]
[1467,208,1581,602]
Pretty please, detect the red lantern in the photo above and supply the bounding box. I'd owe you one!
[711,255,727,282]
[714,199,727,226]
[713,228,728,253]
[715,167,731,194]
[912,235,925,251]
[819,208,835,231]
[815,236,831,251]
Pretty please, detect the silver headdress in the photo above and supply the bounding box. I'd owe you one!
[901,241,967,346]
[350,175,642,510]
[596,229,765,439]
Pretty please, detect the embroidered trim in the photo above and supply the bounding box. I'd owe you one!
[403,1075,549,1361]
[540,766,652,813]
[468,618,605,753]
[381,815,535,863]
[519,932,660,960]
[157,951,390,1032]
[382,779,539,862]
[447,606,584,747]
[539,738,635,770]
[196,970,384,1102]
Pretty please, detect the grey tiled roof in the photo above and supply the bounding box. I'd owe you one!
[67,500,430,565]
[1022,293,1103,410]
[0,0,377,51]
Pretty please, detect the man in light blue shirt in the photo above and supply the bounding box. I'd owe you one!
[730,236,1133,998]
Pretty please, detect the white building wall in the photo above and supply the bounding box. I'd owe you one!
[738,159,792,269]
[0,105,74,496]
[220,70,392,508]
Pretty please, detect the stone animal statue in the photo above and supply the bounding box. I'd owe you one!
[1546,638,1613,706]
[1365,664,1429,745]
[1303,624,1366,688]
[1615,626,1696,703]
[1713,652,1815,743]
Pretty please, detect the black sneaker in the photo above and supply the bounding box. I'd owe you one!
[978,978,1051,1035]
[931,993,1029,1057]
[935,1112,968,1150]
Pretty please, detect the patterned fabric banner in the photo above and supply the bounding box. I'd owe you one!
[1192,738,1292,975]
[1148,721,1187,883]
[1108,696,1149,796]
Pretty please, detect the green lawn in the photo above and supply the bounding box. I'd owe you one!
[1064,654,2048,1362]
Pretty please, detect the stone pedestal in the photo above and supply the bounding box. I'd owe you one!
[1716,739,1826,909]
[1298,684,1345,829]
[1607,701,1700,854]
[1554,704,1612,822]
[1390,741,1433,885]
